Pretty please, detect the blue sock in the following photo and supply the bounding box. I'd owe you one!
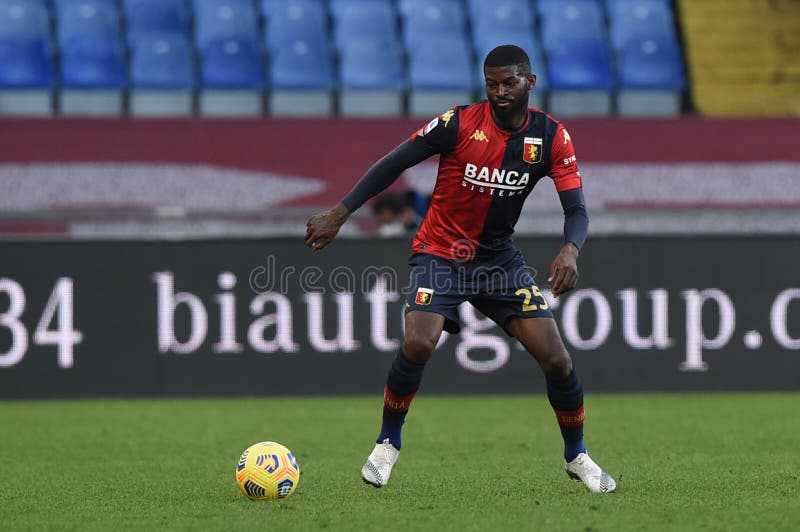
[546,369,587,462]
[377,351,425,449]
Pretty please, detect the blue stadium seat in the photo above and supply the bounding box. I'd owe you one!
[607,0,677,51]
[536,0,601,18]
[409,36,472,90]
[408,34,473,116]
[130,34,194,88]
[269,37,334,116]
[340,38,404,90]
[56,1,121,48]
[547,36,614,116]
[263,0,327,53]
[402,2,467,54]
[260,0,323,17]
[0,36,52,87]
[397,0,461,18]
[0,1,50,39]
[194,0,259,50]
[618,36,685,89]
[270,38,333,89]
[124,0,191,49]
[332,2,398,54]
[339,37,404,116]
[540,1,606,52]
[616,35,685,116]
[201,37,264,89]
[548,37,614,90]
[470,0,535,38]
[329,0,392,18]
[61,35,125,88]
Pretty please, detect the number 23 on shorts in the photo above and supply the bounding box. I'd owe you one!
[515,285,549,311]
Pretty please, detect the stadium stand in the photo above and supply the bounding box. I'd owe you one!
[0,0,707,118]
[129,34,195,116]
[678,0,800,116]
[124,0,191,49]
[59,35,126,116]
[269,37,335,117]
[199,36,265,116]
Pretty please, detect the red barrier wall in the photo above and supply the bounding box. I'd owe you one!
[1,118,798,207]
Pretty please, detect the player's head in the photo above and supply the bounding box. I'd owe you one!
[483,45,536,127]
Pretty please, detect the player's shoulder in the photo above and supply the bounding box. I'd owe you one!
[528,106,564,128]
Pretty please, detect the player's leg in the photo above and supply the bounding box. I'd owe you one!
[507,317,616,493]
[362,310,445,488]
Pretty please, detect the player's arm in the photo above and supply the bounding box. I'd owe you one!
[305,139,440,250]
[546,124,589,297]
[306,111,458,251]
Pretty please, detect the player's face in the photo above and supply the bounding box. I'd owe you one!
[484,65,536,127]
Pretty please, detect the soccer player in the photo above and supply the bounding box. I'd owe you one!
[305,45,616,494]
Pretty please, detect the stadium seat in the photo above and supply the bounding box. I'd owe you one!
[397,0,461,18]
[260,0,324,17]
[194,0,259,50]
[402,1,467,55]
[329,0,393,18]
[0,1,50,39]
[56,0,121,49]
[331,2,398,54]
[617,36,686,116]
[262,0,327,53]
[607,0,677,51]
[339,37,405,117]
[59,35,125,116]
[408,35,474,117]
[199,37,265,117]
[124,0,191,49]
[129,34,195,116]
[539,0,606,52]
[547,37,615,116]
[0,36,53,116]
[269,38,334,117]
[469,0,535,39]
[473,33,548,110]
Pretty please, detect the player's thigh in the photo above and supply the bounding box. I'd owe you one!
[507,317,572,378]
[403,310,446,363]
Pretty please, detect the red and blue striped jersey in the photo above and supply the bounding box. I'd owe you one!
[409,100,582,260]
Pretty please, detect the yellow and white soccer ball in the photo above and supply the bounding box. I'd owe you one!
[235,441,300,500]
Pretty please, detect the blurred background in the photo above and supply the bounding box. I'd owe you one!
[0,0,799,397]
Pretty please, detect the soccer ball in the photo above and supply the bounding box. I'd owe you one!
[235,441,300,500]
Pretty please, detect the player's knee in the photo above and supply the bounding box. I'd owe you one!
[539,350,573,379]
[402,334,436,363]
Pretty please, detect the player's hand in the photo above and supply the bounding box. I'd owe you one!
[547,243,579,297]
[305,203,351,251]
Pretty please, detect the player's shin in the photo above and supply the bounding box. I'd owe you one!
[378,350,426,449]
[546,368,587,462]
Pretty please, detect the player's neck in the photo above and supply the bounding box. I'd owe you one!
[490,108,527,131]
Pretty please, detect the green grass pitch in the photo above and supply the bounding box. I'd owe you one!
[1,393,798,531]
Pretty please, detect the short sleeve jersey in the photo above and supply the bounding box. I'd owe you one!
[409,100,582,260]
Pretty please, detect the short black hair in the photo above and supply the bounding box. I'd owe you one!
[483,45,531,74]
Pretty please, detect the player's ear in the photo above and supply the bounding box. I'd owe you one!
[528,74,537,90]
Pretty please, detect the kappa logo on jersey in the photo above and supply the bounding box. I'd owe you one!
[415,287,433,305]
[469,129,488,142]
[440,109,455,128]
[523,137,543,164]
[563,128,572,144]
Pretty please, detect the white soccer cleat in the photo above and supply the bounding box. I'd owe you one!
[361,438,400,488]
[566,452,617,493]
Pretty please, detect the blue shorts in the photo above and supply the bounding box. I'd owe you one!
[404,247,553,335]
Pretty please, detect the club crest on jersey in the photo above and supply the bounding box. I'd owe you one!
[523,137,543,164]
[415,288,433,305]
